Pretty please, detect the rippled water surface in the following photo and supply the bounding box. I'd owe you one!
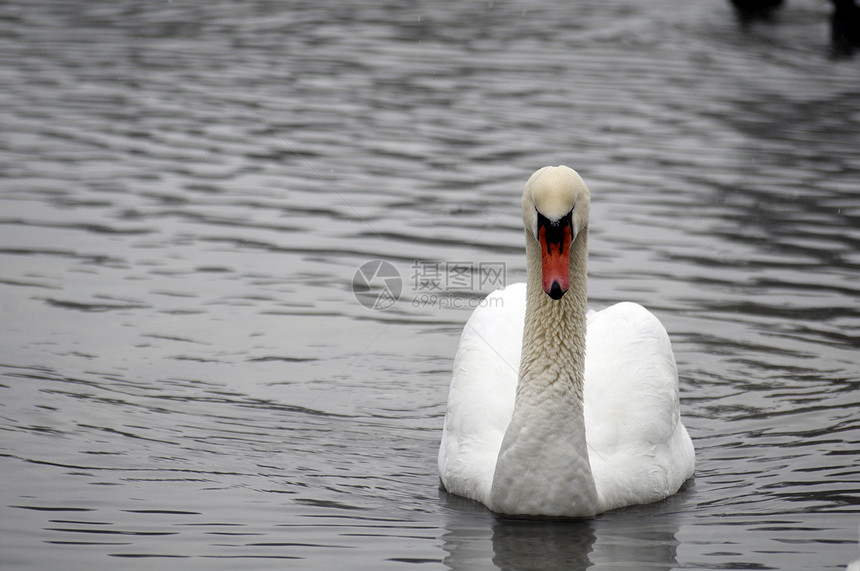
[1,0,859,568]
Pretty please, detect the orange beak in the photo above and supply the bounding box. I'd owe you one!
[538,223,571,300]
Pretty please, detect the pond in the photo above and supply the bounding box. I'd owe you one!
[1,0,858,568]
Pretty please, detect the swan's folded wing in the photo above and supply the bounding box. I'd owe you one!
[584,302,695,511]
[438,283,526,506]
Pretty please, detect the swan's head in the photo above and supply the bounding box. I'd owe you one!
[521,166,590,300]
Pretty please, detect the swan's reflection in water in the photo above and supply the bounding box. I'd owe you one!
[491,518,595,570]
[441,482,694,570]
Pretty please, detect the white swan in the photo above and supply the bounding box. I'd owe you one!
[438,166,695,517]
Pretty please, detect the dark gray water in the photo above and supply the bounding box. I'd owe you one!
[1,0,858,568]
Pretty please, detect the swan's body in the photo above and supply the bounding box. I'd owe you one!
[438,166,695,517]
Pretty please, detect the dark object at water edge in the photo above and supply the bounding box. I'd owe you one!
[729,0,785,20]
[831,0,860,54]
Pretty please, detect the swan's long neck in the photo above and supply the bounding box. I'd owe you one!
[519,226,588,406]
[490,226,598,517]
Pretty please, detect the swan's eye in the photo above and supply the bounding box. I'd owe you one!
[536,209,573,252]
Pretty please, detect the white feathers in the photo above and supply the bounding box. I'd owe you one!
[438,286,695,516]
